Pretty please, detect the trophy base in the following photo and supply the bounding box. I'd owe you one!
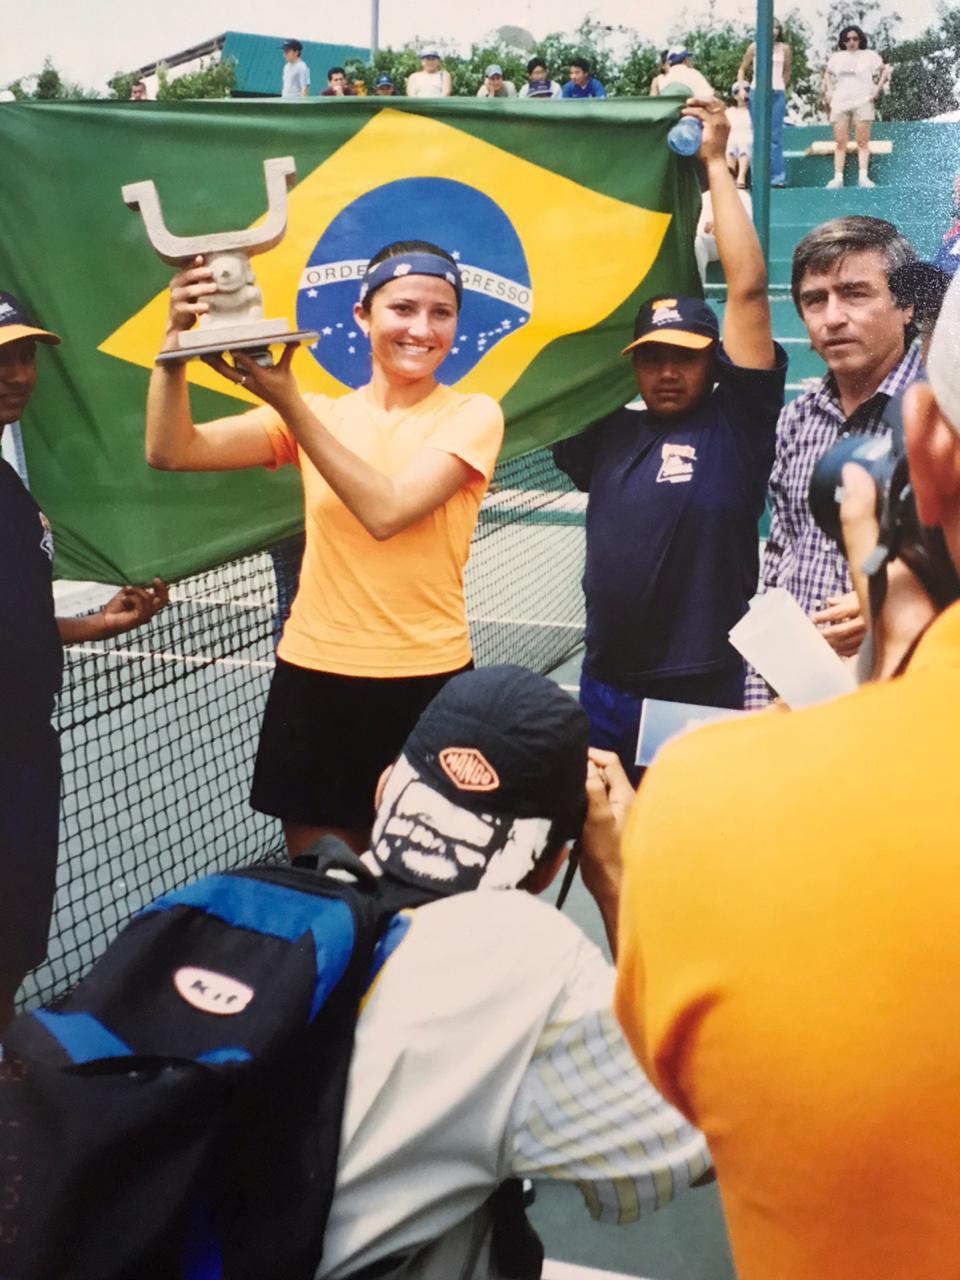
[178,318,289,349]
[155,330,320,366]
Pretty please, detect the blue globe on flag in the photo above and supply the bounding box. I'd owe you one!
[297,177,532,389]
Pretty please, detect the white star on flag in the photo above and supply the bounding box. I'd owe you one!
[307,289,318,298]
[322,327,333,335]
[451,251,461,260]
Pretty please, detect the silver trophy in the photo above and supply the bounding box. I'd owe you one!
[122,156,317,365]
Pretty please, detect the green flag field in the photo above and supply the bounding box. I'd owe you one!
[0,97,700,582]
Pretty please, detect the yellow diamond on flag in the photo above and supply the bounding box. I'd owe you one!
[100,109,671,405]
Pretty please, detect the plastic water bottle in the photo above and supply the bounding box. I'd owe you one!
[667,116,703,156]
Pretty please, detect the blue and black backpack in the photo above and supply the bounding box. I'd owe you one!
[0,838,428,1279]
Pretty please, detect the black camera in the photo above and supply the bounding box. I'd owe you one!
[808,398,960,612]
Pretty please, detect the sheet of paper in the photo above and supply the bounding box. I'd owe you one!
[729,588,858,708]
[636,698,748,767]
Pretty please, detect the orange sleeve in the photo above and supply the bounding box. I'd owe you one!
[241,403,299,471]
[425,394,504,482]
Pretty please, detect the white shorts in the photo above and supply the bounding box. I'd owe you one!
[830,101,875,126]
[726,141,752,159]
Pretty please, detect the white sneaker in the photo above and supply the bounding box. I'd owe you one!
[858,175,876,188]
[826,175,843,189]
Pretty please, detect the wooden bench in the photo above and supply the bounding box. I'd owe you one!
[805,139,893,156]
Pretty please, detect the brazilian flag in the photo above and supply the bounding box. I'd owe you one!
[0,98,700,582]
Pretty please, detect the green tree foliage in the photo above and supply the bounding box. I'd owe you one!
[882,5,960,120]
[35,58,63,99]
[11,57,97,100]
[155,57,236,101]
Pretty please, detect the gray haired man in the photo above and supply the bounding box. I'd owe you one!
[745,215,921,706]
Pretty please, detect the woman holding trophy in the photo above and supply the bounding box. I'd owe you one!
[146,241,504,855]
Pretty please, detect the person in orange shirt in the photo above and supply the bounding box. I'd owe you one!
[146,241,503,855]
[613,264,960,1280]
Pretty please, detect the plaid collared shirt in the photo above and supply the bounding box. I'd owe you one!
[744,343,922,709]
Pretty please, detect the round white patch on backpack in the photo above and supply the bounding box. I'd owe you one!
[174,967,254,1015]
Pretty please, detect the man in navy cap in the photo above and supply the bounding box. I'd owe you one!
[316,664,711,1280]
[553,100,786,778]
[0,293,168,1026]
[372,74,396,97]
[280,39,310,99]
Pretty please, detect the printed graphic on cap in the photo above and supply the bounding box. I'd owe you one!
[651,299,683,325]
[174,966,254,1016]
[439,746,500,792]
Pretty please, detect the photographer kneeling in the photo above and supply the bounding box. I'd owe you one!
[319,664,709,1280]
[613,267,960,1280]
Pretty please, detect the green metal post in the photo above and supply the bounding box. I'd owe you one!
[752,0,775,269]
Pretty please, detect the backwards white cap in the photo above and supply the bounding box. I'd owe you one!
[926,268,960,437]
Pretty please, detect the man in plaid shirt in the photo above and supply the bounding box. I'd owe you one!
[745,215,922,708]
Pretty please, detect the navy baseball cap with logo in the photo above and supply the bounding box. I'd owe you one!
[374,74,394,88]
[281,39,303,52]
[0,292,61,349]
[403,665,589,841]
[621,295,720,356]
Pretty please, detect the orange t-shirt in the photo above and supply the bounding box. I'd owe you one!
[254,384,503,677]
[615,601,960,1280]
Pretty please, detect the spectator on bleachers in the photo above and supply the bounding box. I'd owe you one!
[615,266,960,1280]
[317,664,711,1279]
[406,51,452,98]
[553,101,784,780]
[695,186,752,286]
[930,171,960,278]
[658,48,715,101]
[518,57,562,99]
[561,58,606,99]
[320,67,355,97]
[476,65,516,98]
[823,25,891,189]
[129,80,148,101]
[744,216,921,707]
[726,81,753,187]
[648,50,670,96]
[280,39,310,99]
[373,75,396,96]
[737,17,791,186]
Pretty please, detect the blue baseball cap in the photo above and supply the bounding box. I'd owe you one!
[667,48,691,65]
[374,74,394,88]
[0,292,61,349]
[621,295,720,355]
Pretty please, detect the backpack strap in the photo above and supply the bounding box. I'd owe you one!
[292,835,378,889]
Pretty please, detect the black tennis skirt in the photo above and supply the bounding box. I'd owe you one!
[250,656,471,831]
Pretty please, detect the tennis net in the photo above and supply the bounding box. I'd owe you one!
[24,447,585,1006]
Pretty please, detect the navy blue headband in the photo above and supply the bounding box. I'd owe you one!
[359,252,463,308]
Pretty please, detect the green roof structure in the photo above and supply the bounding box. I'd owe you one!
[223,31,370,97]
